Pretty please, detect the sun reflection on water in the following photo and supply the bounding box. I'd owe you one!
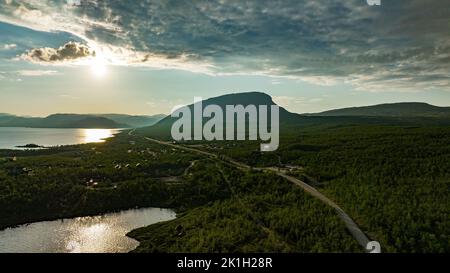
[82,129,115,143]
[66,223,112,253]
[0,208,176,253]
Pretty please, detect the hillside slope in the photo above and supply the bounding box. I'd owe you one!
[0,113,165,128]
[310,102,450,117]
[139,93,450,139]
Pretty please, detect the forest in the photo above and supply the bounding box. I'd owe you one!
[0,124,449,253]
[129,162,360,253]
[189,125,450,252]
[0,133,198,229]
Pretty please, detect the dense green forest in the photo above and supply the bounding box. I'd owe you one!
[0,131,359,252]
[1,124,449,253]
[0,134,198,229]
[190,125,450,252]
[129,163,360,252]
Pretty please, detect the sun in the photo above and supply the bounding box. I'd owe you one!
[90,58,107,77]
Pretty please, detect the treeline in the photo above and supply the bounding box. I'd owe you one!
[0,134,199,229]
[129,164,360,253]
[0,132,361,252]
[3,124,448,252]
[204,125,450,252]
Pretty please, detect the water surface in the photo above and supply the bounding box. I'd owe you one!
[0,207,176,253]
[0,127,121,149]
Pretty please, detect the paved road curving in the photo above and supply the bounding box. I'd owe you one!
[275,173,370,249]
[136,134,372,251]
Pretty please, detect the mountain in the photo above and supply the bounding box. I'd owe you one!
[139,93,450,139]
[138,91,301,138]
[3,96,448,130]
[0,115,42,127]
[0,114,126,128]
[97,114,165,128]
[0,113,165,128]
[161,91,298,120]
[309,102,450,117]
[43,114,127,128]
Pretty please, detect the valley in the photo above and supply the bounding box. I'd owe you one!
[0,94,449,253]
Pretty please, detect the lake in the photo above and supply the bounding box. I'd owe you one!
[0,207,176,253]
[0,127,122,150]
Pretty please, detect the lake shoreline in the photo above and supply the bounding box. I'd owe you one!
[0,207,177,253]
[0,127,123,150]
[0,205,178,231]
[0,128,182,234]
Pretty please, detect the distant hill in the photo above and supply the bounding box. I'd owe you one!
[2,97,449,130]
[309,102,450,117]
[0,113,165,128]
[139,93,450,139]
[43,114,126,128]
[97,114,165,128]
[139,91,302,138]
[158,91,299,121]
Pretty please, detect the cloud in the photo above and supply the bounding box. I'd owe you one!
[0,0,449,90]
[146,98,189,114]
[271,79,282,85]
[21,41,94,64]
[59,94,78,100]
[1,43,16,50]
[0,69,59,80]
[16,70,59,76]
[273,96,306,107]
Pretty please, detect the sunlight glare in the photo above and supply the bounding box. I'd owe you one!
[82,129,114,143]
[90,58,107,77]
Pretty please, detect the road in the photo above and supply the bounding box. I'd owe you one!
[133,133,372,251]
[274,173,370,249]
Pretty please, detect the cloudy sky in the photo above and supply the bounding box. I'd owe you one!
[0,0,449,116]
